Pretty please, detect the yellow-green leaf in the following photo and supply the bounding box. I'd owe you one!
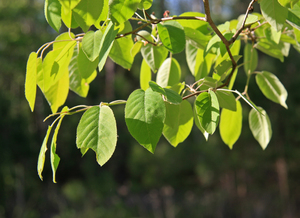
[25,52,37,112]
[219,100,242,149]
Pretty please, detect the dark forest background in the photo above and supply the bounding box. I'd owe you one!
[1,0,300,217]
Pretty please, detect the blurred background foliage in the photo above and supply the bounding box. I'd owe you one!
[1,0,300,217]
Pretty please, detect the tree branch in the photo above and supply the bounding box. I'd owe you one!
[229,0,257,45]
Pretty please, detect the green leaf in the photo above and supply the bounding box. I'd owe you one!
[259,0,288,31]
[244,43,258,75]
[215,89,237,111]
[60,2,79,28]
[42,41,75,92]
[69,46,97,97]
[255,71,288,108]
[255,40,284,62]
[138,0,153,10]
[125,89,166,153]
[193,104,209,141]
[38,125,53,181]
[98,21,119,72]
[50,106,68,183]
[76,105,118,166]
[141,44,168,72]
[45,0,62,32]
[94,0,109,28]
[237,14,259,30]
[25,52,37,112]
[73,0,105,32]
[157,21,185,54]
[195,90,220,134]
[177,12,208,34]
[140,59,151,91]
[58,0,81,10]
[44,71,69,113]
[149,81,182,105]
[184,27,210,49]
[163,101,194,147]
[186,43,214,79]
[249,107,272,150]
[82,30,103,62]
[156,57,181,88]
[109,36,134,70]
[131,41,143,58]
[219,100,242,149]
[286,6,300,30]
[204,34,221,56]
[109,0,141,25]
[77,43,99,79]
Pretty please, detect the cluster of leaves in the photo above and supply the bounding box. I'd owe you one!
[25,0,300,182]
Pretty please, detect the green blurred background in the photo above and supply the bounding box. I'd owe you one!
[1,0,300,217]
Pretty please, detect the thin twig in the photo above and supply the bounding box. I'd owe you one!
[229,0,257,45]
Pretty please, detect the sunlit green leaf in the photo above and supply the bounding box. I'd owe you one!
[76,105,117,166]
[45,0,62,32]
[195,90,220,134]
[125,89,166,153]
[255,40,284,62]
[98,21,119,72]
[44,71,69,113]
[38,125,53,181]
[163,101,194,147]
[60,3,79,28]
[109,36,134,70]
[219,100,242,149]
[157,21,185,54]
[138,0,153,10]
[244,43,258,75]
[69,46,97,97]
[215,89,236,111]
[82,30,103,62]
[59,0,81,10]
[193,104,209,141]
[249,107,272,150]
[50,106,68,183]
[141,44,168,72]
[156,57,181,88]
[149,81,182,105]
[236,14,259,30]
[256,71,288,108]
[109,0,141,25]
[259,0,288,31]
[73,0,105,32]
[140,59,151,91]
[25,52,37,112]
